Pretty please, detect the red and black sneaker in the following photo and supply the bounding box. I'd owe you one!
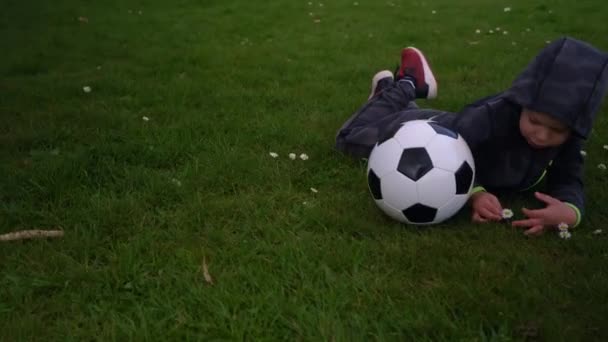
[368,70,394,100]
[395,47,437,99]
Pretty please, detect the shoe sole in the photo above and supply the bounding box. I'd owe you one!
[368,70,394,100]
[405,47,437,99]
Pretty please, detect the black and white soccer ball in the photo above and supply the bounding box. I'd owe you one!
[367,120,475,225]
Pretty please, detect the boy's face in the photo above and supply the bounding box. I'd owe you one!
[519,109,571,149]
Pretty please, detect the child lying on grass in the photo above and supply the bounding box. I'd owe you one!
[336,37,608,235]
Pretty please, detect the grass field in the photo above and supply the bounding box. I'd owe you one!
[2,0,608,340]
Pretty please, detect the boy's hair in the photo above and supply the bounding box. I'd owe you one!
[504,37,608,139]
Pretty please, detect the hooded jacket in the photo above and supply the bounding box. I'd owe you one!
[431,37,608,225]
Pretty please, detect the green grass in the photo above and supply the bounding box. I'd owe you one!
[2,0,608,340]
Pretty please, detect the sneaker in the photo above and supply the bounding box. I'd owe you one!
[396,47,437,99]
[368,70,394,100]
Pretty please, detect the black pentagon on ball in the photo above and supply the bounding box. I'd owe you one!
[403,203,438,223]
[428,122,458,139]
[397,147,433,181]
[454,161,474,194]
[368,169,382,200]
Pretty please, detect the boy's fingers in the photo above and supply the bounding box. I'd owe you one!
[491,197,503,212]
[480,207,501,221]
[535,192,559,205]
[472,212,487,223]
[512,218,542,228]
[522,207,543,218]
[524,225,545,236]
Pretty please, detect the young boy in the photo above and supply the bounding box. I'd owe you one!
[335,37,608,235]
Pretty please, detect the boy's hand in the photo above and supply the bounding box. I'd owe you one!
[470,191,503,223]
[511,192,577,236]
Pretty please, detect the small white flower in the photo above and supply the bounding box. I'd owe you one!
[289,153,296,160]
[308,1,312,5]
[598,163,607,170]
[353,2,358,5]
[502,209,514,219]
[496,27,501,31]
[489,30,494,34]
[431,10,436,14]
[83,86,92,93]
[546,40,551,44]
[318,3,324,7]
[475,29,481,34]
[142,116,150,121]
[603,145,608,150]
[171,178,182,187]
[593,229,603,235]
[503,31,508,35]
[299,153,309,160]
[557,222,569,231]
[269,152,279,158]
[310,187,318,193]
[503,7,511,12]
[559,230,572,239]
[580,150,587,156]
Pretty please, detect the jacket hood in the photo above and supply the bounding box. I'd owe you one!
[504,37,608,139]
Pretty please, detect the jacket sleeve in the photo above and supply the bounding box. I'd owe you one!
[433,98,501,193]
[545,137,585,226]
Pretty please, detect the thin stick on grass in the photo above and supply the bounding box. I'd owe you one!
[0,229,64,242]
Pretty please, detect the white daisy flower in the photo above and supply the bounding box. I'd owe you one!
[598,163,607,170]
[603,145,608,150]
[580,150,587,156]
[310,187,318,193]
[593,229,603,235]
[503,31,509,35]
[504,7,511,12]
[496,27,501,31]
[83,86,92,93]
[559,230,572,239]
[299,153,309,160]
[489,30,494,34]
[475,29,481,34]
[431,10,436,14]
[269,152,279,158]
[142,116,150,121]
[501,208,514,219]
[289,153,296,160]
[557,222,569,231]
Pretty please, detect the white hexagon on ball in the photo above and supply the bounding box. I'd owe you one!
[426,134,474,173]
[416,168,456,208]
[393,120,437,149]
[367,138,403,178]
[379,171,418,211]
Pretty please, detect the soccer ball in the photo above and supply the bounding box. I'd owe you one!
[367,120,475,225]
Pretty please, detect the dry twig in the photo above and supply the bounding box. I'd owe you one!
[0,229,64,242]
